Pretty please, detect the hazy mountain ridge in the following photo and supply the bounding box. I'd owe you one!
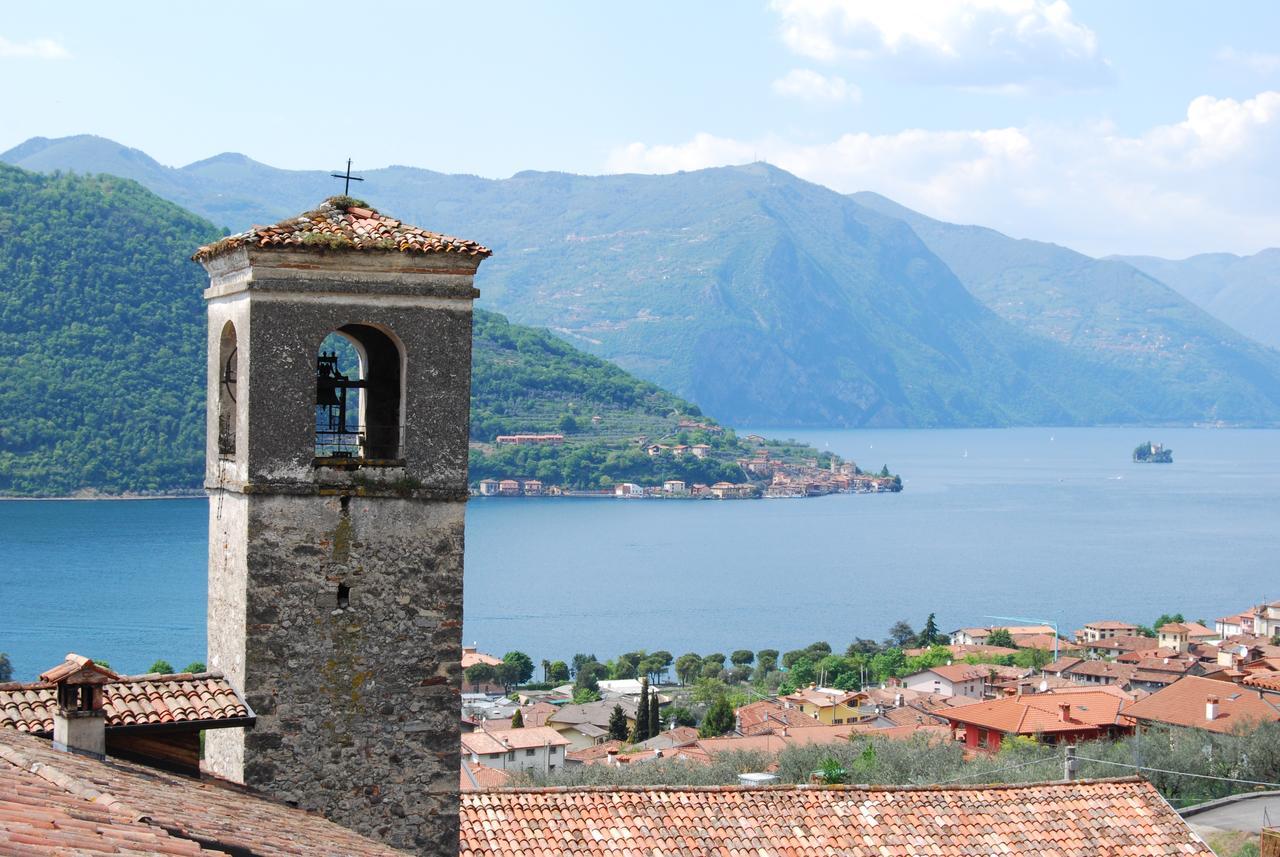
[8,135,1280,427]
[1111,250,1280,352]
[852,191,1280,424]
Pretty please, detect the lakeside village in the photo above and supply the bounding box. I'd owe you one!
[470,421,902,500]
[453,599,1280,813]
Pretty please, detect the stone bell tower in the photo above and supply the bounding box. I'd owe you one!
[194,197,489,854]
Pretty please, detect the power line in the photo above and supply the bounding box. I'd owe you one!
[932,754,1059,785]
[1072,754,1280,789]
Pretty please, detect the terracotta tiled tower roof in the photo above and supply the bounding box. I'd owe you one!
[192,197,491,262]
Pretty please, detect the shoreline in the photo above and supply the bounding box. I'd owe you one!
[0,492,205,502]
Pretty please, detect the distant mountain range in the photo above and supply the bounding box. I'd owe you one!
[1109,250,1280,352]
[6,134,1280,427]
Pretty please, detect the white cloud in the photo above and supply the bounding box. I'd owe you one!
[769,0,1109,90]
[772,68,862,103]
[0,35,69,60]
[1217,47,1280,76]
[604,91,1280,257]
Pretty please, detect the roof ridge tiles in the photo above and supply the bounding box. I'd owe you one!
[472,776,1146,795]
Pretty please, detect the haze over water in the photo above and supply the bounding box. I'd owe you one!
[3,427,1276,681]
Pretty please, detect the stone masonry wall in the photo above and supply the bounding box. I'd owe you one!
[234,492,465,854]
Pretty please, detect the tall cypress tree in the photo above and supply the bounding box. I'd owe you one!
[633,677,650,743]
[648,687,661,738]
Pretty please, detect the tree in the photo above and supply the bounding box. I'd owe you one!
[884,621,916,649]
[1013,647,1051,670]
[0,653,10,683]
[558,413,579,433]
[572,686,600,704]
[846,638,881,657]
[465,662,496,691]
[674,653,702,685]
[494,661,523,692]
[607,704,630,741]
[541,659,551,682]
[699,696,735,738]
[667,705,698,728]
[879,465,890,477]
[571,653,598,677]
[183,661,206,673]
[986,628,1015,649]
[789,656,817,687]
[755,649,779,676]
[1153,613,1185,630]
[575,661,604,695]
[781,649,809,669]
[730,650,754,667]
[502,651,535,686]
[632,678,651,742]
[510,708,524,729]
[149,659,174,674]
[648,686,661,738]
[916,613,942,647]
[547,660,571,684]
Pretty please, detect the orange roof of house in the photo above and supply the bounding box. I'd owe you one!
[193,197,490,262]
[461,726,570,756]
[566,740,626,764]
[0,672,250,734]
[516,701,558,728]
[1085,620,1140,630]
[735,700,829,735]
[460,761,512,792]
[779,687,864,709]
[1086,634,1159,651]
[1122,675,1280,734]
[461,648,504,669]
[1242,673,1280,692]
[939,690,1130,736]
[458,779,1211,855]
[0,730,401,855]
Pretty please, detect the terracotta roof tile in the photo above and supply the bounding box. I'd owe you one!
[0,730,402,855]
[192,197,490,262]
[1122,675,1280,733]
[0,672,249,734]
[459,779,1212,855]
[939,689,1130,736]
[461,726,570,756]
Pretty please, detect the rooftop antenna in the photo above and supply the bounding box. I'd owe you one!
[330,158,364,196]
[986,614,1060,663]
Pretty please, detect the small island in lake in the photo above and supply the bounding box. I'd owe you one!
[1133,441,1173,463]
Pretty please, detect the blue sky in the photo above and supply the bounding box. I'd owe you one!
[2,1,1278,257]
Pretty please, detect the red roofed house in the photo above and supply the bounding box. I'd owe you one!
[902,664,992,699]
[460,725,570,774]
[0,653,253,775]
[939,689,1133,753]
[1122,675,1280,734]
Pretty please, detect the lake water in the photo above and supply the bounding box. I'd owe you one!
[2,427,1277,681]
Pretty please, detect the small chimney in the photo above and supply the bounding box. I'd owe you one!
[894,692,903,707]
[40,654,116,759]
[606,748,619,766]
[1058,702,1072,723]
[1205,695,1219,721]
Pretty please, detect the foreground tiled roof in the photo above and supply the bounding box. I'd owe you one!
[0,730,402,855]
[192,197,491,262]
[459,779,1212,855]
[0,672,250,734]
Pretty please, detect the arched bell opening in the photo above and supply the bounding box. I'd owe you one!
[218,321,238,456]
[314,324,403,461]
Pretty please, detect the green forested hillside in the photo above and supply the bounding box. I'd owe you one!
[0,164,786,496]
[0,165,220,494]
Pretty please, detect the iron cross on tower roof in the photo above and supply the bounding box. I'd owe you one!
[330,158,364,195]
